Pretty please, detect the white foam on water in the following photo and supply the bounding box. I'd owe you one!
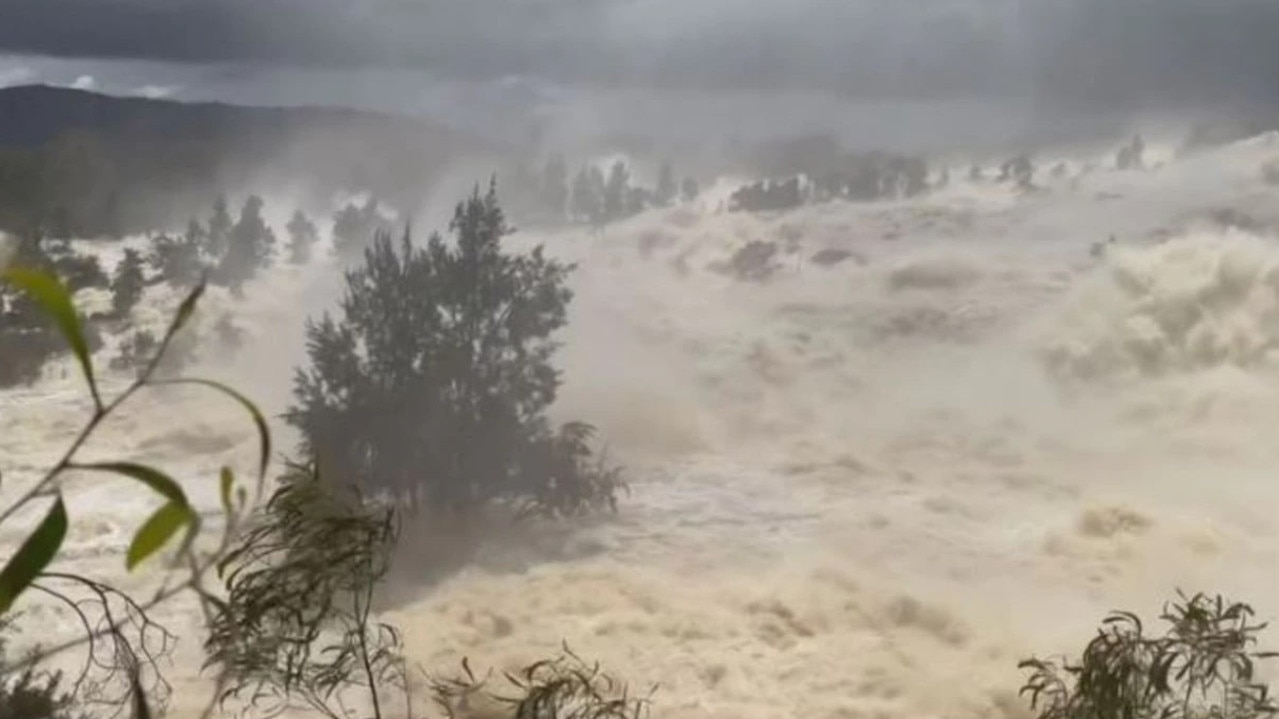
[9,137,1279,718]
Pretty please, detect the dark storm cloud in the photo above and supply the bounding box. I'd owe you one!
[0,0,617,78]
[3,0,1279,109]
[1020,0,1279,110]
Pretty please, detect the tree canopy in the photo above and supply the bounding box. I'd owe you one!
[288,181,621,517]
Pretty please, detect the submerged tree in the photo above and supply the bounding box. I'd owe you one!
[602,160,631,223]
[570,166,606,227]
[46,240,108,294]
[218,195,275,290]
[206,195,233,261]
[332,198,392,262]
[287,180,623,516]
[110,248,146,318]
[286,210,320,265]
[0,234,66,387]
[150,226,205,289]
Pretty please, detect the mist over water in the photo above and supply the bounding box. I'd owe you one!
[10,129,1279,719]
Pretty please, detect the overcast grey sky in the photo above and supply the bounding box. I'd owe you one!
[0,0,1276,148]
[1,0,1277,105]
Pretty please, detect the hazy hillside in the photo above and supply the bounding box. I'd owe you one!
[0,85,501,237]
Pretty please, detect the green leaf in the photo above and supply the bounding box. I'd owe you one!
[127,501,192,570]
[154,377,271,482]
[70,462,189,507]
[219,466,234,517]
[1,268,100,409]
[0,497,68,614]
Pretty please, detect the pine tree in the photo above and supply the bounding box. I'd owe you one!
[603,160,630,222]
[207,195,233,261]
[0,233,62,387]
[218,195,275,289]
[286,210,319,265]
[332,203,363,259]
[111,248,146,317]
[185,218,209,261]
[570,165,611,226]
[149,232,202,288]
[332,198,390,261]
[45,239,107,293]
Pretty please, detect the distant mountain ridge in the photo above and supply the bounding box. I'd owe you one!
[0,85,507,237]
[0,84,472,148]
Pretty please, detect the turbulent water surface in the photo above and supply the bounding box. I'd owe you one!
[10,135,1279,719]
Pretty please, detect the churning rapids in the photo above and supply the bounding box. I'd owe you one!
[10,133,1279,719]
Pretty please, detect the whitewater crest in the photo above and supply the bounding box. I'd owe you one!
[1040,230,1279,383]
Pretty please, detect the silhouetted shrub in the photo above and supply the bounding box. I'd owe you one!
[46,241,107,293]
[149,228,205,289]
[332,197,394,262]
[729,178,804,213]
[712,240,783,282]
[217,195,276,290]
[206,461,406,719]
[1000,155,1035,189]
[109,329,158,377]
[110,248,146,318]
[1020,591,1279,719]
[430,645,653,719]
[1,239,66,387]
[0,617,83,719]
[570,166,606,226]
[1116,135,1146,171]
[286,210,320,265]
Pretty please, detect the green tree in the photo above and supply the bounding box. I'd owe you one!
[0,295,61,388]
[217,195,275,290]
[206,195,233,261]
[149,230,204,289]
[45,240,107,294]
[570,166,605,226]
[108,328,158,377]
[286,210,320,265]
[287,181,623,516]
[110,248,146,318]
[0,234,62,387]
[183,218,208,262]
[603,160,631,222]
[332,198,391,262]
